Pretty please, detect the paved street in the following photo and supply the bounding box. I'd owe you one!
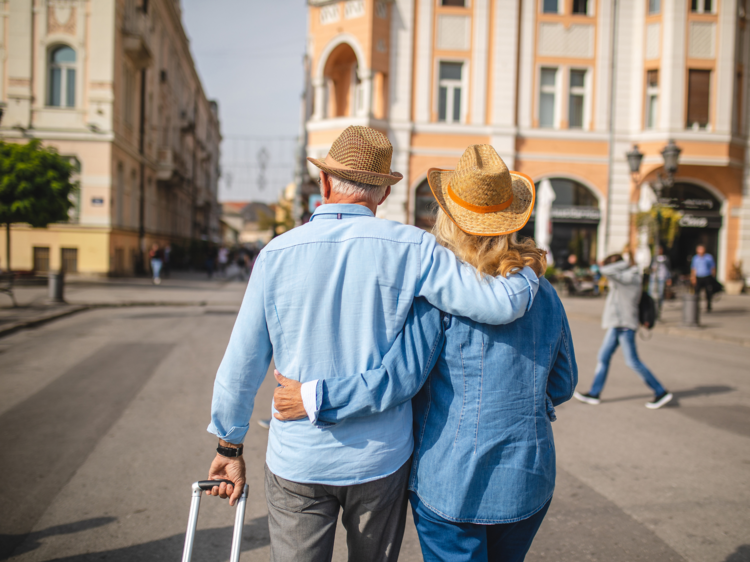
[0,278,748,562]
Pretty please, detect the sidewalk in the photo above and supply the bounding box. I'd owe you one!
[560,290,750,347]
[0,271,247,338]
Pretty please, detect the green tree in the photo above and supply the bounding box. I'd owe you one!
[0,140,75,272]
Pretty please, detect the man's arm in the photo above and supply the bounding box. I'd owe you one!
[274,298,444,425]
[416,232,539,325]
[206,253,273,504]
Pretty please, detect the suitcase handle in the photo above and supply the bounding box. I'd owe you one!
[182,480,249,562]
[197,479,236,491]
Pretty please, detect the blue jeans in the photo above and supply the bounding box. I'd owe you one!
[410,493,551,562]
[150,258,162,280]
[649,277,667,312]
[589,328,665,397]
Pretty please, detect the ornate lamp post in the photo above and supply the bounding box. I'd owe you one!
[626,144,644,181]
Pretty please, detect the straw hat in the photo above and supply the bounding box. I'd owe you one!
[307,126,403,187]
[427,145,535,236]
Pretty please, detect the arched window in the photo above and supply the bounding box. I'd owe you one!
[48,46,76,107]
[324,43,360,117]
[414,180,438,229]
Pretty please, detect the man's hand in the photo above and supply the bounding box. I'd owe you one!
[207,453,246,506]
[273,370,307,421]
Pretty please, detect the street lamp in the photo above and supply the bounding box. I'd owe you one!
[661,139,682,181]
[626,144,644,182]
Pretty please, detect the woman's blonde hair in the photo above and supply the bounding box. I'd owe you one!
[434,209,547,278]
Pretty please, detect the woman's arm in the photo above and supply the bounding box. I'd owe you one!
[275,298,445,426]
[547,309,578,407]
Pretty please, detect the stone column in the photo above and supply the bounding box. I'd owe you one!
[312,77,326,121]
[358,69,373,118]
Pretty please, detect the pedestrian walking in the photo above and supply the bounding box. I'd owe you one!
[217,246,229,277]
[691,245,716,312]
[205,245,217,279]
[574,253,673,409]
[162,244,172,278]
[148,243,163,285]
[202,127,539,562]
[649,246,672,315]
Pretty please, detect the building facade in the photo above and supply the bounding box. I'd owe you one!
[0,0,221,276]
[306,0,750,281]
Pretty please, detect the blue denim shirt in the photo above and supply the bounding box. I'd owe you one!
[208,204,539,485]
[313,279,577,521]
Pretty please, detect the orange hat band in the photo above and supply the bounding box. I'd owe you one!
[447,184,514,214]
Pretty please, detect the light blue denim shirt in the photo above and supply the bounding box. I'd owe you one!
[311,280,577,521]
[208,203,539,485]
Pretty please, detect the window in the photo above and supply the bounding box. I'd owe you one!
[539,67,557,128]
[687,69,711,129]
[645,70,659,129]
[649,0,661,14]
[33,247,50,273]
[61,248,78,273]
[734,71,744,134]
[124,65,135,126]
[48,46,76,107]
[568,69,586,128]
[542,0,559,14]
[116,163,125,226]
[572,0,589,14]
[441,0,466,5]
[438,62,464,123]
[691,0,713,13]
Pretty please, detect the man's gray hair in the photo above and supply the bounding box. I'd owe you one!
[328,175,387,205]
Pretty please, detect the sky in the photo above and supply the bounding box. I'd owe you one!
[181,0,308,203]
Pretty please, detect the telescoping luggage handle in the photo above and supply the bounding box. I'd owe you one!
[181,479,249,562]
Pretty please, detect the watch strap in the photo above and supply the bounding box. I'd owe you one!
[217,443,243,458]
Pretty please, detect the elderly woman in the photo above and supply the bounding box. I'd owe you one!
[275,145,577,562]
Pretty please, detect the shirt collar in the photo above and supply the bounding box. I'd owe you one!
[310,204,375,220]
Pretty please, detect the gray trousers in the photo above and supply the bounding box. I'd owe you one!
[264,460,411,562]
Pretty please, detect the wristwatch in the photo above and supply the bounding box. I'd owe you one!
[216,442,244,458]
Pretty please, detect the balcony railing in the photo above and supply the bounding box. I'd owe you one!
[122,6,153,68]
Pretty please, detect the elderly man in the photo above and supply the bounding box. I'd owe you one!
[205,126,539,562]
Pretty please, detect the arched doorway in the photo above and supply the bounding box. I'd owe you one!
[519,178,601,267]
[323,43,361,118]
[657,182,723,276]
[414,179,438,230]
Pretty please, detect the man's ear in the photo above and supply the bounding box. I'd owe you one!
[378,186,392,206]
[320,171,332,202]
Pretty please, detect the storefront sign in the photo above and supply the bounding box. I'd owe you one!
[550,206,601,221]
[678,214,722,229]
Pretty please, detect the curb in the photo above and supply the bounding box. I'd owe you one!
[0,301,210,339]
[565,312,750,348]
[0,305,90,338]
[653,325,750,348]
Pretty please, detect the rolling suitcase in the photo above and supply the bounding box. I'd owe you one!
[181,479,249,562]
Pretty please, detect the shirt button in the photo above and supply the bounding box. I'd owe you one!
[442,315,450,327]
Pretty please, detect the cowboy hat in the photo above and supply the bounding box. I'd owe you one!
[307,126,403,187]
[427,145,535,236]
